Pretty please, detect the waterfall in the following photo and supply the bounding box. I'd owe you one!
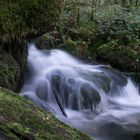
[20,43,140,140]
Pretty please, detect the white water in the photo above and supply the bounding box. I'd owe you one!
[20,44,140,140]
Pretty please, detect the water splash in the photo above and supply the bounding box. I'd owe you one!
[20,44,140,140]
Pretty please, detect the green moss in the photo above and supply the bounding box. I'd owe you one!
[0,0,62,42]
[64,38,78,54]
[96,40,140,71]
[0,50,19,90]
[34,33,55,49]
[0,0,62,91]
[0,87,92,140]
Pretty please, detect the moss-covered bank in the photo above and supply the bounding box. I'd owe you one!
[0,50,19,90]
[0,0,62,91]
[0,87,92,140]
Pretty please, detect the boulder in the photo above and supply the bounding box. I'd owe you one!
[63,78,76,107]
[51,71,67,116]
[90,72,111,93]
[51,71,64,94]
[99,66,127,86]
[36,80,49,101]
[81,83,101,111]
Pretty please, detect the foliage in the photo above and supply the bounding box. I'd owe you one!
[0,50,20,90]
[0,0,62,42]
[58,0,140,71]
[63,37,78,54]
[94,5,140,44]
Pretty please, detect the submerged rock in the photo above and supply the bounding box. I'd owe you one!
[51,71,67,116]
[71,94,79,110]
[51,70,64,93]
[0,87,92,140]
[81,83,101,111]
[63,78,76,107]
[80,70,111,93]
[91,72,111,93]
[99,66,127,86]
[36,79,49,101]
[67,78,76,86]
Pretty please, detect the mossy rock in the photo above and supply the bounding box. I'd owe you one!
[97,42,140,72]
[81,83,101,110]
[0,50,20,90]
[0,0,62,42]
[93,72,111,93]
[99,66,127,86]
[34,33,55,49]
[63,37,78,55]
[0,87,92,140]
[34,29,63,49]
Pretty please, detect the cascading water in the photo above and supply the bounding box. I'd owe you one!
[20,43,140,140]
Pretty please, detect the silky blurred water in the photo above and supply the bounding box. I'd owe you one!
[20,43,140,140]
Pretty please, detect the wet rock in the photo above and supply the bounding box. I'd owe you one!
[59,78,76,108]
[99,66,127,86]
[51,70,63,94]
[67,78,76,86]
[36,80,49,101]
[61,78,79,110]
[92,72,111,93]
[71,94,79,110]
[51,71,67,116]
[41,50,51,56]
[66,78,76,94]
[80,70,111,93]
[81,83,101,111]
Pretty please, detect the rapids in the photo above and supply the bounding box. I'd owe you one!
[20,43,140,140]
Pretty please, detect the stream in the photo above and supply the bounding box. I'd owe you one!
[20,43,140,140]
